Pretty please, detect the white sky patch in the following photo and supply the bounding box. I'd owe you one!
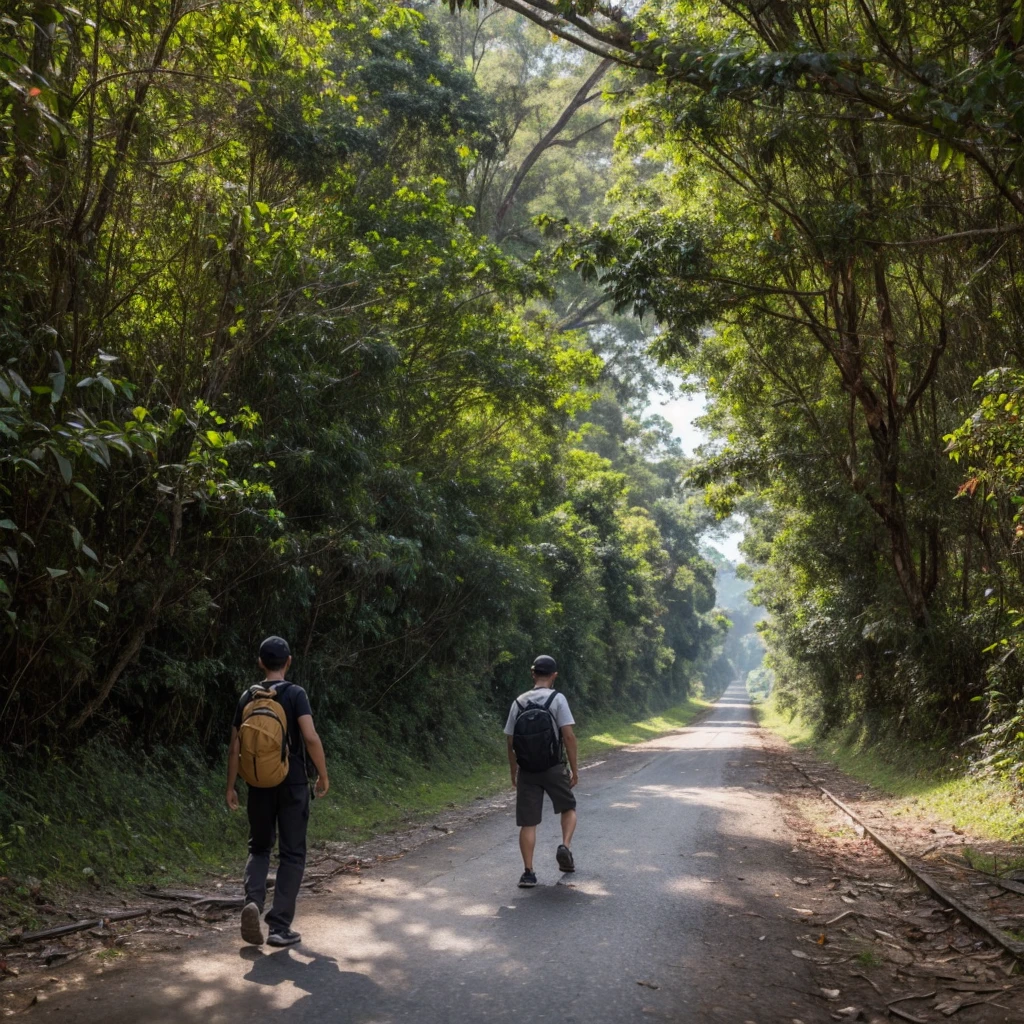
[646,388,744,563]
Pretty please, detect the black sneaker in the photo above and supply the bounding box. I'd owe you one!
[517,869,537,888]
[267,929,302,947]
[556,844,575,873]
[240,902,265,945]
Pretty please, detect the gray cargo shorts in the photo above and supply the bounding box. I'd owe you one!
[516,763,576,827]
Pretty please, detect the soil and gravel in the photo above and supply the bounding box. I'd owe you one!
[753,727,1023,1022]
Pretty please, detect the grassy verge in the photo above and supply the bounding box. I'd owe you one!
[576,699,712,760]
[755,694,1024,843]
[0,696,711,929]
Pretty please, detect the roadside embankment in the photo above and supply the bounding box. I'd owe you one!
[755,693,1024,843]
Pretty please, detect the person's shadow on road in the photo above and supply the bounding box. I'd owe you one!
[242,946,383,1020]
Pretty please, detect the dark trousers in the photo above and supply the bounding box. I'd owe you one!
[244,783,310,932]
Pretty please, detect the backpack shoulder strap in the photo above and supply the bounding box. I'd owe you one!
[245,683,270,703]
[514,698,526,711]
[541,690,558,711]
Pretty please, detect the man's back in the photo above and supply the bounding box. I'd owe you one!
[504,687,574,740]
[232,680,312,786]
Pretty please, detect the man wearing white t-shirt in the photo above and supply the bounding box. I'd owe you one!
[504,654,579,888]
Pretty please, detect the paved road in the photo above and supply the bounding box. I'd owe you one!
[37,684,824,1023]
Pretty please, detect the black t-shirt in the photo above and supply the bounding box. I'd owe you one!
[232,680,313,786]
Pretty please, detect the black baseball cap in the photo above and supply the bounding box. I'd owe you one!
[259,635,291,667]
[531,654,557,675]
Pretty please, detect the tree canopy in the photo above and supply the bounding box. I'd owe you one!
[8,0,1024,799]
[0,0,726,774]
[478,0,1024,783]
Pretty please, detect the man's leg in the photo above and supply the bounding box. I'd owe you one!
[560,808,577,848]
[244,786,276,912]
[550,766,577,873]
[515,772,543,885]
[519,825,537,870]
[265,784,309,934]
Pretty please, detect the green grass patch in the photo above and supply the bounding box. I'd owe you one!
[577,699,712,759]
[960,847,1024,877]
[755,694,1024,843]
[0,696,710,929]
[855,950,883,969]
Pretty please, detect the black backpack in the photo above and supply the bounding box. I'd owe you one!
[512,691,563,773]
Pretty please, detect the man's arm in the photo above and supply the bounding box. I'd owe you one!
[506,735,518,788]
[561,725,578,787]
[225,727,241,810]
[298,714,330,797]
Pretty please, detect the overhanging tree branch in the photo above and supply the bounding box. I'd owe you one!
[495,56,612,230]
[486,0,640,66]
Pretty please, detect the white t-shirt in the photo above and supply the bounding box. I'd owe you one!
[503,688,575,739]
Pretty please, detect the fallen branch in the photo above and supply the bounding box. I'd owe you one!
[6,908,152,945]
[191,896,244,910]
[143,887,243,909]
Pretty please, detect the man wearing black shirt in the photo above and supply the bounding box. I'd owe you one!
[226,636,329,947]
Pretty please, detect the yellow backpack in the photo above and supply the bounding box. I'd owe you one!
[238,684,290,787]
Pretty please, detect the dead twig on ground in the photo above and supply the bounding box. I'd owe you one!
[826,909,877,926]
[887,990,936,1005]
[848,970,884,995]
[2,909,152,946]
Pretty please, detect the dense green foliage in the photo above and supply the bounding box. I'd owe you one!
[0,0,726,839]
[442,0,1024,785]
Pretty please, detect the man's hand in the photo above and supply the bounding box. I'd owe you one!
[226,788,239,811]
[510,769,518,789]
[315,775,329,798]
[569,771,579,789]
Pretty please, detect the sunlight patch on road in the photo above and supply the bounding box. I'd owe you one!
[424,926,482,952]
[561,878,611,896]
[664,876,746,907]
[632,782,702,802]
[459,903,497,916]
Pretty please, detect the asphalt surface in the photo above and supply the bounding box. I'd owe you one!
[35,683,826,1023]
